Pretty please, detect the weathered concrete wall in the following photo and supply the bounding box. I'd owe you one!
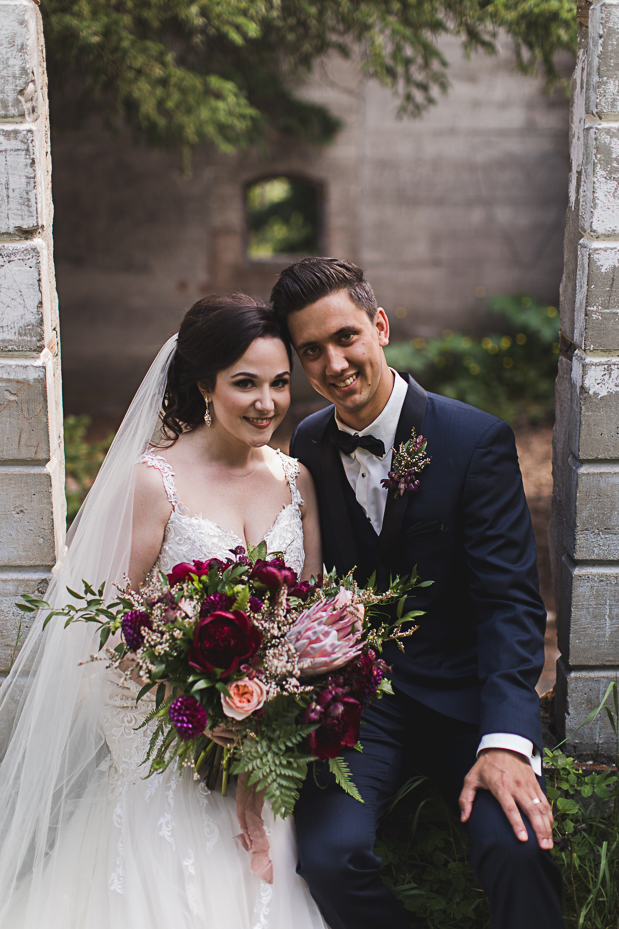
[0,0,64,677]
[51,37,572,416]
[551,0,619,752]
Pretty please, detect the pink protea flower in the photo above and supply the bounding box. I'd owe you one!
[286,588,365,678]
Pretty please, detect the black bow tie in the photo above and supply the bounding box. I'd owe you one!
[331,430,385,458]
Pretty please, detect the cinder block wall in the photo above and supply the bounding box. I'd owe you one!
[0,0,64,682]
[551,0,619,752]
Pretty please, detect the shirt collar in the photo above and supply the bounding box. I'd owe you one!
[335,370,408,459]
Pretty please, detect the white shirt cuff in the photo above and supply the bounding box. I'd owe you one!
[477,733,542,777]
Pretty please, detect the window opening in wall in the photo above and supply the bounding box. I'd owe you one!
[245,176,321,260]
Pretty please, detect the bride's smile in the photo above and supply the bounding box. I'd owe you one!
[204,337,291,448]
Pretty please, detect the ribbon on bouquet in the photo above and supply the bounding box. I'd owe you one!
[235,773,273,884]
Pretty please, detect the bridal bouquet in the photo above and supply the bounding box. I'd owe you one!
[20,547,427,818]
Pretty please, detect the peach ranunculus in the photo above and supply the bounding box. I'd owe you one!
[221,678,267,721]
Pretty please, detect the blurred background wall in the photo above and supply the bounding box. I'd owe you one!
[52,37,572,416]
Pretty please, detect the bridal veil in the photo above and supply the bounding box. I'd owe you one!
[0,335,178,917]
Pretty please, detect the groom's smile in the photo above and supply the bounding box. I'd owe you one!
[287,290,394,431]
[333,372,359,390]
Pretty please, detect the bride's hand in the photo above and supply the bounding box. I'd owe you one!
[205,722,242,748]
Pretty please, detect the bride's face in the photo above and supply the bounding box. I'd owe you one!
[206,337,291,447]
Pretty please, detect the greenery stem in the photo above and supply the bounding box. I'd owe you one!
[207,744,224,792]
[194,739,215,777]
[222,746,232,797]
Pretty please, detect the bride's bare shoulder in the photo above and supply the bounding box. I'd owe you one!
[134,449,175,514]
[295,462,317,502]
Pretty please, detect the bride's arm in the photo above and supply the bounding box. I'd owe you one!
[128,463,173,589]
[296,464,323,581]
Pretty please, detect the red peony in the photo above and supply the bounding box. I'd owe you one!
[304,688,363,761]
[187,610,262,677]
[250,559,297,590]
[167,559,223,587]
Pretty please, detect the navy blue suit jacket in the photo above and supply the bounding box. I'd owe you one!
[290,375,546,750]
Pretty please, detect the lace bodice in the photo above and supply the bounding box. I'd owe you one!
[138,449,305,578]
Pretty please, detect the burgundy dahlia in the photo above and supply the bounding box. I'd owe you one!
[169,696,208,740]
[304,688,363,761]
[121,610,152,651]
[188,610,262,677]
[199,593,234,618]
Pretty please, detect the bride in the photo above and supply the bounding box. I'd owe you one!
[0,294,328,929]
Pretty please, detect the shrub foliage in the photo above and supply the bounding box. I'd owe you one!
[385,294,560,424]
[41,0,577,152]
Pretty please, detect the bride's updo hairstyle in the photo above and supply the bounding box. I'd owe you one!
[161,292,292,443]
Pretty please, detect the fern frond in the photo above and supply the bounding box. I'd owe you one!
[328,756,364,804]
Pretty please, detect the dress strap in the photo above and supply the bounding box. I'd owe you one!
[276,450,304,507]
[138,451,183,512]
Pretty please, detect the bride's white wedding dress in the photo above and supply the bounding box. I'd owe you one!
[6,450,326,929]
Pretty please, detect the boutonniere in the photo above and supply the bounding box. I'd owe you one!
[380,428,430,498]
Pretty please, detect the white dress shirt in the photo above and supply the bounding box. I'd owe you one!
[335,370,542,775]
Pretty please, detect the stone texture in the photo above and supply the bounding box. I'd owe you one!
[0,1,38,122]
[574,241,619,353]
[0,127,39,235]
[586,0,619,117]
[0,467,56,566]
[562,458,619,560]
[0,0,64,693]
[0,242,45,351]
[558,557,619,664]
[571,352,619,458]
[0,359,50,461]
[556,659,619,751]
[553,8,619,750]
[580,121,619,236]
[0,570,48,673]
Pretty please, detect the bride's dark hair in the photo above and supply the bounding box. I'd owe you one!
[161,293,292,443]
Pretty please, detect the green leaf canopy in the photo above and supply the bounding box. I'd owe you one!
[42,0,577,152]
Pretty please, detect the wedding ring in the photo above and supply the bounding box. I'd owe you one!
[532,798,541,804]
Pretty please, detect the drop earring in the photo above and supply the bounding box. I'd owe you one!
[204,398,212,427]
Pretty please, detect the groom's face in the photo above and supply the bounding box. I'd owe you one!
[287,290,391,424]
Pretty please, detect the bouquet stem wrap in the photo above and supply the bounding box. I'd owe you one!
[235,773,272,883]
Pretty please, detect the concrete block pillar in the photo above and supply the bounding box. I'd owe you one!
[0,0,64,676]
[551,0,619,751]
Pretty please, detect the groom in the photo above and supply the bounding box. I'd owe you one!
[271,258,563,929]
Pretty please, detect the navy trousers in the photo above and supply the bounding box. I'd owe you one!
[294,691,564,929]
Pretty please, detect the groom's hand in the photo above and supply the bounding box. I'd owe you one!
[459,748,554,850]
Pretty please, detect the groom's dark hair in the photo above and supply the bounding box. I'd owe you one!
[270,257,378,323]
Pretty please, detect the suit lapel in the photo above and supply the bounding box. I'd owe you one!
[379,375,428,564]
[320,413,360,573]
